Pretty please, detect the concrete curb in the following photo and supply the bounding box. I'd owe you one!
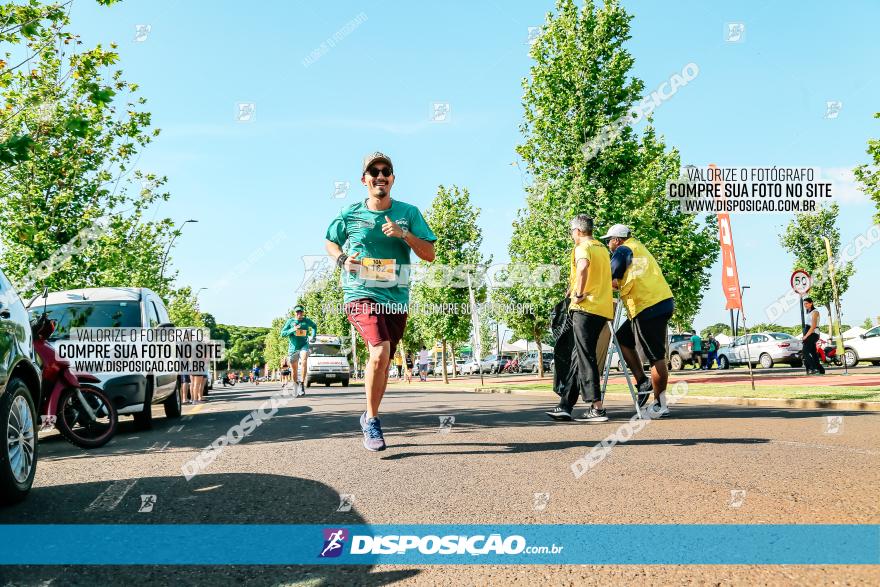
[472,387,880,412]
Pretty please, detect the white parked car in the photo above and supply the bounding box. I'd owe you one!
[459,358,480,375]
[843,326,880,368]
[716,332,803,369]
[27,287,181,430]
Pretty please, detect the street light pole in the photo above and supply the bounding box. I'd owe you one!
[160,219,198,280]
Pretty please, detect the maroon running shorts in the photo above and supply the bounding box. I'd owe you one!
[344,298,408,356]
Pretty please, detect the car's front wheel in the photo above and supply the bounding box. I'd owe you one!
[0,378,37,505]
[133,381,153,430]
[163,381,182,419]
[718,355,730,370]
[844,348,859,369]
[670,353,683,370]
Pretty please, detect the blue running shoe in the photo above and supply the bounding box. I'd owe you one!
[360,411,386,451]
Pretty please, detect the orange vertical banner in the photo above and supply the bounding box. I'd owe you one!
[709,163,743,312]
[718,213,743,311]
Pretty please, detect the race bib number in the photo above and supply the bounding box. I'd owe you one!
[359,257,397,282]
[295,329,307,337]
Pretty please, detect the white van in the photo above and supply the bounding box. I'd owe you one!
[27,287,181,429]
[305,335,350,387]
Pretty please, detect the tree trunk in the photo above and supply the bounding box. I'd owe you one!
[442,339,449,384]
[534,326,544,378]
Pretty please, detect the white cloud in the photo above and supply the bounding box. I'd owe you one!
[817,166,869,203]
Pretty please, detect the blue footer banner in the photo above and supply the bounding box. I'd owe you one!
[1,525,877,565]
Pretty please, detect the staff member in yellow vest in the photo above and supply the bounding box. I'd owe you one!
[547,215,614,423]
[602,224,675,418]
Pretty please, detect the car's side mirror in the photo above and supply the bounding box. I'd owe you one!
[860,334,867,339]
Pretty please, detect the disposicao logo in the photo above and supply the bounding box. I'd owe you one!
[319,528,348,558]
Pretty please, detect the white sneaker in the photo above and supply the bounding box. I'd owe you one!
[646,402,669,418]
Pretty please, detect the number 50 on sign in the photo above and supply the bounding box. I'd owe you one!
[790,269,812,294]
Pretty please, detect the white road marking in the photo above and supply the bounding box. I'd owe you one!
[169,425,185,433]
[86,479,137,511]
[149,440,171,451]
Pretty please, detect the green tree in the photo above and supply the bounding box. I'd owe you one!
[700,322,732,338]
[263,316,288,373]
[507,0,718,342]
[166,286,205,328]
[780,203,854,336]
[862,317,875,330]
[0,0,177,299]
[222,325,269,370]
[417,185,485,382]
[853,112,880,224]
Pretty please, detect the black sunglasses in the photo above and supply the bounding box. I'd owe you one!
[366,167,393,178]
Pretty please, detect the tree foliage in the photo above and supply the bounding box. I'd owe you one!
[780,203,854,332]
[505,0,719,343]
[0,0,176,300]
[166,286,205,328]
[853,112,880,225]
[415,185,486,381]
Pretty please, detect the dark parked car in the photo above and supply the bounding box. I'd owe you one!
[668,332,694,370]
[0,268,42,504]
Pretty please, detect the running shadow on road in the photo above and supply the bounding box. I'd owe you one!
[379,437,772,460]
[0,473,419,586]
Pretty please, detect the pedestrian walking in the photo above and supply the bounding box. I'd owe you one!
[603,224,675,417]
[417,346,431,382]
[394,352,404,379]
[191,368,206,404]
[324,151,437,451]
[252,364,261,385]
[179,374,191,404]
[546,215,613,423]
[703,334,718,370]
[690,332,703,369]
[405,352,414,383]
[280,305,318,396]
[802,297,825,375]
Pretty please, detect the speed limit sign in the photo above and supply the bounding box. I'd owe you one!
[791,269,812,294]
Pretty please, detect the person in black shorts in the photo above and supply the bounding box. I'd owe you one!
[602,224,675,418]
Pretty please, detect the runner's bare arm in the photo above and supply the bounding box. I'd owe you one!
[572,258,589,300]
[382,216,435,262]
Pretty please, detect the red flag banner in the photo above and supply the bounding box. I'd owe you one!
[708,163,743,312]
[718,212,743,311]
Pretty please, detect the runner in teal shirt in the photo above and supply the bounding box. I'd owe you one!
[280,305,318,395]
[325,198,437,309]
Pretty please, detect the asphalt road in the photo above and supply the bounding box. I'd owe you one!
[1,381,878,586]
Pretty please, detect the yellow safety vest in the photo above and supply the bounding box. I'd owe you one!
[569,238,614,319]
[618,238,673,318]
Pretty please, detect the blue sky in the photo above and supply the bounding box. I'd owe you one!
[72,0,880,331]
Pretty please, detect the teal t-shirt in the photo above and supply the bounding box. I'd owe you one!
[280,317,318,352]
[325,199,437,308]
[690,334,702,352]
